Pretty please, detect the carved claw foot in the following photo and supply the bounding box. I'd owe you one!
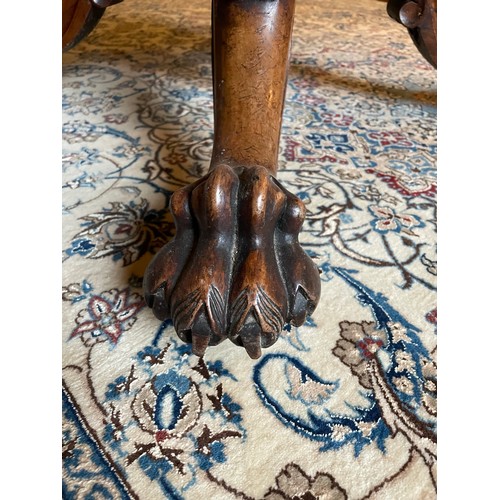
[144,164,321,358]
[144,0,317,358]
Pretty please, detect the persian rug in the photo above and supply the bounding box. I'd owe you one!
[62,0,437,498]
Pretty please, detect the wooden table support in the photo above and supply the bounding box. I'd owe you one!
[386,0,437,68]
[143,0,321,358]
[62,0,123,51]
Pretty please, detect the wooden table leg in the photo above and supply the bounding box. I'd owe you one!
[143,0,321,359]
[386,0,437,68]
[62,0,123,52]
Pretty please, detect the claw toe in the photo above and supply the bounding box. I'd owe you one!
[235,314,263,359]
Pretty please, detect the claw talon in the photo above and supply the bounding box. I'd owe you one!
[236,314,263,359]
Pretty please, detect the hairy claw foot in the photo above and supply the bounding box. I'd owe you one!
[143,164,321,358]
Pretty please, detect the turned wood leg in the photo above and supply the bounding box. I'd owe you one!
[143,0,321,359]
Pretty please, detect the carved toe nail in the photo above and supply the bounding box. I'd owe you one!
[291,287,308,327]
[189,311,214,357]
[146,284,170,320]
[234,315,263,359]
[191,332,211,356]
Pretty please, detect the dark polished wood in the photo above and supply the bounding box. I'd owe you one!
[143,0,321,358]
[62,0,122,52]
[63,0,102,51]
[387,0,437,68]
[211,0,295,172]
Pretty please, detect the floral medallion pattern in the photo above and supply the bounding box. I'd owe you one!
[62,0,436,498]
